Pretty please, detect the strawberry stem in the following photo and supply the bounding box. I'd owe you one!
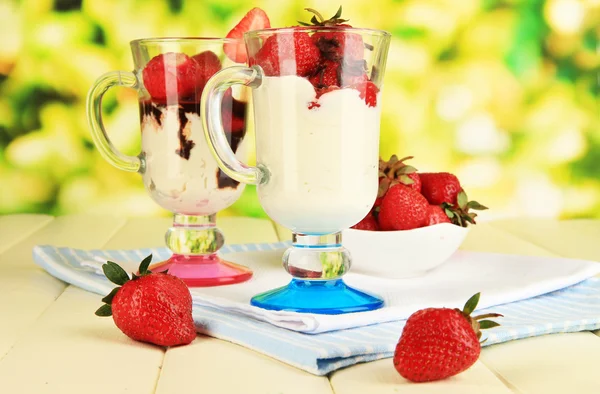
[304,8,325,23]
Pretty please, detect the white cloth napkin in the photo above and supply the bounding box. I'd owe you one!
[42,244,600,334]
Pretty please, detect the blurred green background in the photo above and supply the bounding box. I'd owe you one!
[1,0,599,220]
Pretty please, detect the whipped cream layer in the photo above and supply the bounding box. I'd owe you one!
[253,75,381,234]
[141,103,247,216]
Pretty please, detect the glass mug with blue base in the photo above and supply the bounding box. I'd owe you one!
[201,27,391,313]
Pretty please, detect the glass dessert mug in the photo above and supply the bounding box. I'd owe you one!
[202,27,391,313]
[86,38,253,286]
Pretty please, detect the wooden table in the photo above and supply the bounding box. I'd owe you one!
[0,214,599,393]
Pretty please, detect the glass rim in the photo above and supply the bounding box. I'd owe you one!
[244,26,392,39]
[130,37,240,46]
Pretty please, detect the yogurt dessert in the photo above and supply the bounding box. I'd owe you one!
[247,21,383,234]
[253,75,381,233]
[139,51,249,215]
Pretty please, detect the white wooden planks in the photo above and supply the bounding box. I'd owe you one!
[156,338,332,394]
[0,286,164,394]
[0,214,53,254]
[330,359,513,394]
[0,215,127,359]
[480,332,600,393]
[0,215,599,394]
[490,219,600,262]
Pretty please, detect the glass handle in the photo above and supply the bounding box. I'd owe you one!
[86,71,143,173]
[201,65,265,185]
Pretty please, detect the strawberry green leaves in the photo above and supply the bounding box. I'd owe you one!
[95,304,113,317]
[478,320,501,329]
[95,254,155,318]
[138,254,153,276]
[102,261,130,286]
[298,6,348,27]
[443,189,489,227]
[462,292,480,315]
[456,292,503,341]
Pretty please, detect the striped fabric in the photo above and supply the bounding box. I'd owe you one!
[32,243,600,376]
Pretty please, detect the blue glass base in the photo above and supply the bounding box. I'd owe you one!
[250,279,384,314]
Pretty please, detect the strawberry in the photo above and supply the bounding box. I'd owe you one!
[426,205,451,226]
[192,51,222,93]
[309,59,368,90]
[224,7,271,63]
[299,7,365,61]
[142,52,200,101]
[313,30,365,62]
[378,184,429,231]
[419,172,462,206]
[394,293,502,382]
[442,190,488,227]
[251,31,320,77]
[351,80,379,107]
[95,255,196,347]
[221,89,246,133]
[309,60,340,89]
[351,211,379,231]
[378,155,421,193]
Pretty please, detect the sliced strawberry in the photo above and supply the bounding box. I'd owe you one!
[251,31,320,77]
[309,60,340,89]
[221,89,246,134]
[192,51,222,94]
[350,80,379,107]
[224,8,271,63]
[312,30,365,62]
[142,52,200,101]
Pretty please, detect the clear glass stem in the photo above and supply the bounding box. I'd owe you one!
[165,214,224,256]
[283,232,351,280]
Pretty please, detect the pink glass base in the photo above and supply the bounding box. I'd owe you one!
[148,253,253,287]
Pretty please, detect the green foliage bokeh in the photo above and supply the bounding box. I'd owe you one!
[1,0,598,219]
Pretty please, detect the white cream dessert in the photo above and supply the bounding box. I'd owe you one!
[140,101,248,216]
[253,75,381,234]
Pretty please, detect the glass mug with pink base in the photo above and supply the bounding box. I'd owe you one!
[86,38,253,286]
[202,27,391,313]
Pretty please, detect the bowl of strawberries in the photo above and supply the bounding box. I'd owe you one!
[343,155,487,279]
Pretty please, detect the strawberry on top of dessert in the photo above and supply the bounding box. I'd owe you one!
[247,6,381,108]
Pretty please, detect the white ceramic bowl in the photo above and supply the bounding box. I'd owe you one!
[342,223,470,278]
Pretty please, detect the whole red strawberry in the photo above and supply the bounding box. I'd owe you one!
[95,255,196,347]
[425,205,451,226]
[251,31,320,77]
[378,184,429,231]
[351,211,379,231]
[142,52,200,101]
[419,172,462,205]
[192,51,222,93]
[394,293,502,383]
[224,8,271,63]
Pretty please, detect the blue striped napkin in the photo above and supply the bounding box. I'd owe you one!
[33,243,600,375]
